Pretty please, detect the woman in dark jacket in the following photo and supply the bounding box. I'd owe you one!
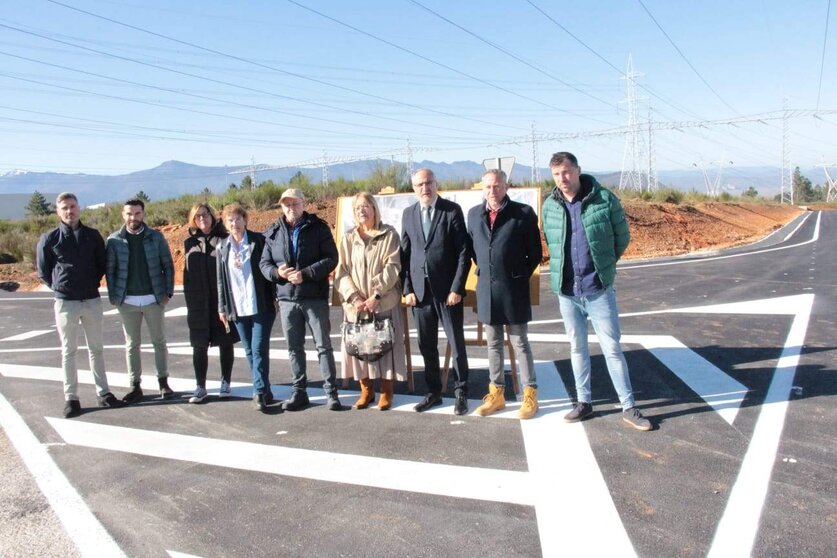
[217,203,277,412]
[184,203,239,404]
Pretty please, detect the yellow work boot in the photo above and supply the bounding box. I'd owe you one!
[475,384,506,417]
[518,386,539,420]
[353,378,375,409]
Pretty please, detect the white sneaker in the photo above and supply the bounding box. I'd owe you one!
[188,386,208,404]
[218,380,231,399]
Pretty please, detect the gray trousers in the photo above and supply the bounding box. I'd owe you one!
[118,302,168,384]
[54,298,110,400]
[485,323,536,388]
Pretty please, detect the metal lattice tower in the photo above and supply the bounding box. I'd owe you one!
[647,106,658,190]
[780,98,793,204]
[693,159,732,197]
[249,156,256,189]
[619,55,650,192]
[819,162,837,202]
[406,138,414,175]
[530,122,540,185]
[321,150,329,188]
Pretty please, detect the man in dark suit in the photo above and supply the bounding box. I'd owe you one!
[401,168,471,415]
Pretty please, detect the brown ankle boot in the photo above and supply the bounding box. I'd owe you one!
[353,378,375,409]
[378,379,394,410]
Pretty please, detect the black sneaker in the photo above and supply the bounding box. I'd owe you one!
[264,389,275,406]
[326,390,342,411]
[63,399,81,418]
[453,391,468,416]
[122,384,143,405]
[158,377,175,400]
[563,402,593,423]
[97,392,123,408]
[282,390,309,411]
[622,407,652,431]
[252,394,266,412]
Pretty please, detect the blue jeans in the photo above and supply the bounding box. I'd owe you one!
[278,299,336,393]
[234,311,275,395]
[557,286,635,410]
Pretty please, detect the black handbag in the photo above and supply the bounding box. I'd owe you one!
[342,312,394,362]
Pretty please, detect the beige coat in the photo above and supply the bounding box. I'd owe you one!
[334,224,402,322]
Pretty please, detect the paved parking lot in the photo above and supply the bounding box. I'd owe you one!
[0,210,834,557]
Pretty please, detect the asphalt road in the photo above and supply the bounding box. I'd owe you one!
[0,210,834,558]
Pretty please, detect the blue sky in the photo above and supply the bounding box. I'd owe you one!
[0,0,834,182]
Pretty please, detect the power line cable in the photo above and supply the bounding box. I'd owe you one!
[0,23,509,137]
[407,0,618,109]
[283,0,615,125]
[816,0,832,111]
[523,0,708,121]
[635,0,739,115]
[43,0,528,132]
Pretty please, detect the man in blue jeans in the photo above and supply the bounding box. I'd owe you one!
[260,189,341,411]
[542,152,651,431]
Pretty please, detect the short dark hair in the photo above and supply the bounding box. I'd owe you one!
[124,198,145,210]
[549,152,579,168]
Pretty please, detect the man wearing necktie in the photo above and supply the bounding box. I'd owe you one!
[401,168,472,415]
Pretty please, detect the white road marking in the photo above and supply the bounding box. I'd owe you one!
[166,551,204,558]
[0,329,53,342]
[0,393,126,558]
[47,418,536,506]
[620,211,820,270]
[708,294,814,556]
[522,360,637,556]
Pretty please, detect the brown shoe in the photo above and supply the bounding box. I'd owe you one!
[518,386,539,420]
[475,384,506,417]
[353,378,375,409]
[378,379,394,411]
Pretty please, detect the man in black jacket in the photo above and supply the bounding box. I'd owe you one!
[260,189,342,411]
[468,170,541,419]
[401,168,471,415]
[36,192,122,418]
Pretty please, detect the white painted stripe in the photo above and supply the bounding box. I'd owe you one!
[164,306,188,317]
[782,211,812,241]
[47,418,535,506]
[1,329,53,342]
[620,211,821,270]
[708,294,814,557]
[641,336,747,425]
[166,551,204,558]
[522,361,636,556]
[0,393,126,558]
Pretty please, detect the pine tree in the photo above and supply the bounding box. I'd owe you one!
[25,191,51,217]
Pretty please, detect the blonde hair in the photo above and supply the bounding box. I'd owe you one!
[222,203,248,222]
[352,191,381,230]
[187,202,218,231]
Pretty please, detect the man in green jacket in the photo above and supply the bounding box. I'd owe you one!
[106,198,175,404]
[542,152,651,431]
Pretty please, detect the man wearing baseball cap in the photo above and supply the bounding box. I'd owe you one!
[260,188,342,411]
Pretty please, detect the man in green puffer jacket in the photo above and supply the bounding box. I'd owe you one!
[542,152,651,431]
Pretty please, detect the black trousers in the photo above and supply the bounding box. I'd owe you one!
[412,293,469,395]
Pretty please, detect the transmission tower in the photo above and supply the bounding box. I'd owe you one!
[249,156,256,189]
[619,55,650,192]
[321,150,329,188]
[530,122,540,185]
[406,138,414,175]
[647,107,658,190]
[819,162,837,202]
[780,98,793,204]
[693,159,732,197]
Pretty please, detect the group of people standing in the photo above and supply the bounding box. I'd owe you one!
[36,150,651,431]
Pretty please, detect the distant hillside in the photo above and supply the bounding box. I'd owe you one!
[0,159,821,217]
[0,193,59,220]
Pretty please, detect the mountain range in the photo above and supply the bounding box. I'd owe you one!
[0,159,822,219]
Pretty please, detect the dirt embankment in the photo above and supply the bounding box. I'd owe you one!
[1,201,804,292]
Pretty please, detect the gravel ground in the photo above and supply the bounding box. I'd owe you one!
[0,427,81,558]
